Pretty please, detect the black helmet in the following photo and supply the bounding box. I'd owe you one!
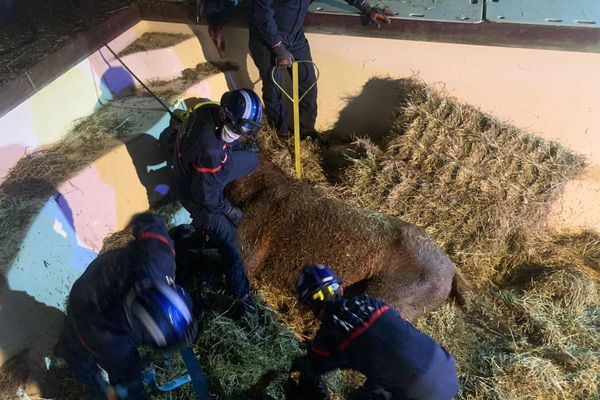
[220,89,264,137]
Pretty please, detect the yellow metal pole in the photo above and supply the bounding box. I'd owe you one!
[292,61,301,179]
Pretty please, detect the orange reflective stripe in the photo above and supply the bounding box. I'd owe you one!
[194,163,222,173]
[311,344,331,358]
[78,335,102,358]
[137,231,175,255]
[176,135,183,159]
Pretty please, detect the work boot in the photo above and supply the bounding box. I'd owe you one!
[277,129,292,139]
[300,129,320,140]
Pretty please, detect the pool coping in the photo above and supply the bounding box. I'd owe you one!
[1,1,599,119]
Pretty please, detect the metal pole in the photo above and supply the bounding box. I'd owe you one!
[102,43,182,123]
[292,62,301,179]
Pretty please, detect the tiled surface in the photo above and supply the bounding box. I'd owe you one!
[309,0,484,23]
[486,0,599,28]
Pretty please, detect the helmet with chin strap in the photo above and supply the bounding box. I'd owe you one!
[220,89,264,137]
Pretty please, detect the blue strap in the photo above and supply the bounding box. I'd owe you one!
[181,346,212,399]
[143,366,192,392]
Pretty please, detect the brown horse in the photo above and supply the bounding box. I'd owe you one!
[227,160,459,320]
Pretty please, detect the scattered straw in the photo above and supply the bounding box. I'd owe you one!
[416,230,600,400]
[253,279,320,342]
[257,126,327,185]
[118,32,193,57]
[145,61,238,103]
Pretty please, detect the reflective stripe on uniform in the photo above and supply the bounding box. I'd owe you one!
[311,344,331,358]
[339,305,390,351]
[137,232,175,255]
[193,163,222,173]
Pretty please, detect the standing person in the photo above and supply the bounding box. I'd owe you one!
[248,0,394,139]
[172,89,263,314]
[288,264,459,400]
[201,0,239,56]
[202,0,394,138]
[56,213,197,400]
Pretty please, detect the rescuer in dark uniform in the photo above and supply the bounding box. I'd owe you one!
[56,213,197,400]
[172,89,264,314]
[289,264,459,400]
[203,0,394,138]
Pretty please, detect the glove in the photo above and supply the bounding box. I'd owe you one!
[272,42,294,67]
[225,206,245,227]
[355,0,394,28]
[242,139,260,153]
[208,25,225,57]
[368,6,394,28]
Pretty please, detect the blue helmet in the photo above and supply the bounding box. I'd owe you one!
[296,264,342,304]
[220,89,264,137]
[124,279,197,349]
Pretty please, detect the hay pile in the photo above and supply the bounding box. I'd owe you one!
[415,230,600,400]
[139,291,303,400]
[145,61,238,103]
[337,83,585,287]
[257,126,327,185]
[322,81,597,399]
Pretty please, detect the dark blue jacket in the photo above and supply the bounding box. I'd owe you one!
[304,296,459,399]
[249,0,365,47]
[67,213,176,346]
[205,0,365,47]
[173,102,234,223]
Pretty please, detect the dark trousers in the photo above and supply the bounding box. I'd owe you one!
[249,32,318,136]
[57,318,147,400]
[193,146,259,299]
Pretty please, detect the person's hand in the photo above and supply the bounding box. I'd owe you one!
[356,0,395,28]
[366,6,394,28]
[225,206,245,227]
[209,25,225,57]
[273,42,294,68]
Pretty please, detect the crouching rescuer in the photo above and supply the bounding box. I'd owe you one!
[56,213,197,400]
[289,264,459,400]
[172,89,263,314]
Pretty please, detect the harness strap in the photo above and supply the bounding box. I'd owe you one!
[181,346,213,399]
